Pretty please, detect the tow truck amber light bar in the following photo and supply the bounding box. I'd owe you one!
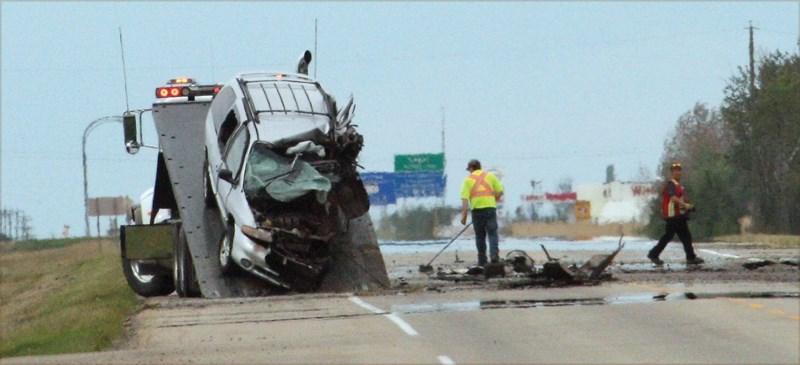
[155,84,222,99]
[169,77,195,84]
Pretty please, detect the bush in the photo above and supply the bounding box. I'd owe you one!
[378,206,458,240]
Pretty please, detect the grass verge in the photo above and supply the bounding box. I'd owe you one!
[509,221,645,240]
[0,239,140,358]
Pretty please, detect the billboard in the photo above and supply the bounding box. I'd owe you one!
[394,153,444,172]
[87,196,132,217]
[395,172,446,198]
[360,171,446,205]
[360,172,397,205]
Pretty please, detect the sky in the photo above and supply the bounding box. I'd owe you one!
[1,1,798,238]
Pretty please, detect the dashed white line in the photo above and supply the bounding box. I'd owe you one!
[386,313,419,336]
[349,296,385,314]
[698,249,741,259]
[438,355,455,364]
[349,296,419,336]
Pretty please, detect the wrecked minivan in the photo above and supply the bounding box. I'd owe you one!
[203,62,368,291]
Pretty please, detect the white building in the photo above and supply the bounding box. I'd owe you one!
[576,181,658,224]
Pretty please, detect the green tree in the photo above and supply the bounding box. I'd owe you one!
[721,51,800,234]
[645,103,745,240]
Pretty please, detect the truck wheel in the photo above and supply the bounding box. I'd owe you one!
[121,259,174,297]
[204,155,216,208]
[219,222,235,274]
[174,228,201,297]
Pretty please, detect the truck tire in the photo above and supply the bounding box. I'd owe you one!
[121,258,174,297]
[218,221,235,274]
[174,228,201,297]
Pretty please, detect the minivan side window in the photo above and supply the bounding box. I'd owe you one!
[218,111,238,153]
[210,86,236,133]
[224,127,249,180]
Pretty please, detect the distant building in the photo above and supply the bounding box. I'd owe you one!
[576,181,658,224]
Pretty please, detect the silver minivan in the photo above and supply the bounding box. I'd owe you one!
[203,69,368,291]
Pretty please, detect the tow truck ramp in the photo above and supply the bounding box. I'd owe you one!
[151,100,388,298]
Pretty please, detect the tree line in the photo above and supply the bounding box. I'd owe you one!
[644,51,799,240]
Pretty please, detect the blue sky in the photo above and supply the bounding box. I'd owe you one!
[2,1,798,238]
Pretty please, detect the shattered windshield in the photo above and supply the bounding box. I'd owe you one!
[243,142,332,203]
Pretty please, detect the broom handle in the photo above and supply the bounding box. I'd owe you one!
[425,222,473,267]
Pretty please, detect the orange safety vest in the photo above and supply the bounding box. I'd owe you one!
[468,172,496,198]
[661,179,685,218]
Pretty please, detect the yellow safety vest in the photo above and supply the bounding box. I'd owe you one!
[461,170,503,209]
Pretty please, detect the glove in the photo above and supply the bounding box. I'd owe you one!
[684,203,695,212]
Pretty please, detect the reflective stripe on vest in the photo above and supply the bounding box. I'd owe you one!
[468,172,495,198]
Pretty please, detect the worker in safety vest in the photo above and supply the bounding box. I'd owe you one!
[647,162,705,266]
[460,159,504,266]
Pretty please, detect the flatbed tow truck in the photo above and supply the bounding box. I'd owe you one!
[119,53,389,298]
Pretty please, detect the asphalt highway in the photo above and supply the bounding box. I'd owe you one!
[7,281,798,364]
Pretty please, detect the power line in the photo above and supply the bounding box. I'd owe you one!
[3,28,750,74]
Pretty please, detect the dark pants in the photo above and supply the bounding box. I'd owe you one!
[649,216,697,260]
[472,208,499,265]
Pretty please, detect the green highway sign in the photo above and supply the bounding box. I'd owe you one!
[394,153,445,172]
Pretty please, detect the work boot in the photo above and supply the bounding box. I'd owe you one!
[647,254,664,266]
[686,257,705,265]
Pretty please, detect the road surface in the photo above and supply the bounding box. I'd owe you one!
[5,241,799,364]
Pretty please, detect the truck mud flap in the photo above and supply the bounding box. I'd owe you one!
[120,223,174,260]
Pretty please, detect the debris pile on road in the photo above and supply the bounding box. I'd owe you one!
[428,237,626,286]
[742,257,800,270]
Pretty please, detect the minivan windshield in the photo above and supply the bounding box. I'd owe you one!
[243,143,331,203]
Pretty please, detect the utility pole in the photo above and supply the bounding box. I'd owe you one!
[748,21,758,95]
[314,19,318,78]
[440,106,446,207]
[22,215,31,240]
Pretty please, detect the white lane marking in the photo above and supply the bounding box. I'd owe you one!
[386,313,419,336]
[438,355,455,364]
[349,296,385,314]
[349,296,419,336]
[698,249,741,259]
